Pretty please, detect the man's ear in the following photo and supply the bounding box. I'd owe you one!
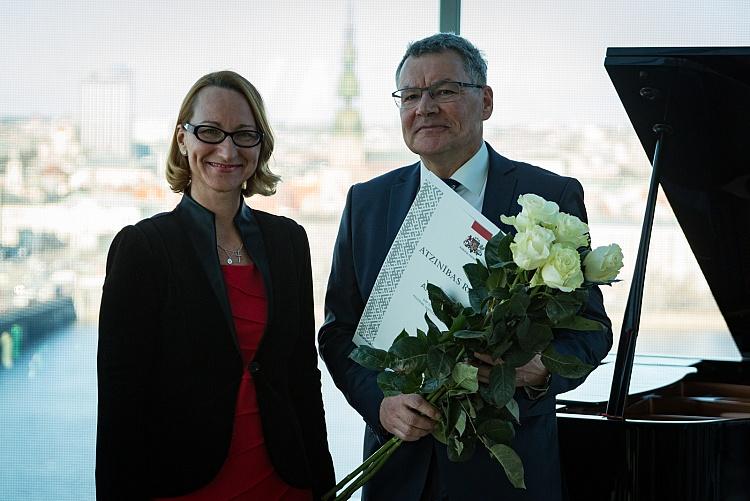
[482,85,494,121]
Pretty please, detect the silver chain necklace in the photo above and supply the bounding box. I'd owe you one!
[217,243,243,265]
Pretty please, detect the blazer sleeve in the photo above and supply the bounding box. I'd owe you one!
[96,225,160,500]
[288,224,335,498]
[545,178,614,398]
[318,187,385,436]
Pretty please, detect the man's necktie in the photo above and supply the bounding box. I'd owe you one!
[442,178,461,191]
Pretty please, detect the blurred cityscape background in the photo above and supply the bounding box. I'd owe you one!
[1,0,748,499]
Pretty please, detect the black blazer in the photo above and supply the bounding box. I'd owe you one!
[319,143,612,500]
[97,194,334,500]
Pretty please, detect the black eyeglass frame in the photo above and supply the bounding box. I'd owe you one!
[182,123,264,148]
[391,80,485,109]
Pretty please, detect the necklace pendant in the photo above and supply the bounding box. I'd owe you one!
[217,242,242,266]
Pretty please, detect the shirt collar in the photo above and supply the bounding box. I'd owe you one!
[419,142,489,196]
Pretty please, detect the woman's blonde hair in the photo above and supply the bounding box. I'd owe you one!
[166,70,279,197]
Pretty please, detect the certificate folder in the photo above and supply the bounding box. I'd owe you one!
[354,167,500,350]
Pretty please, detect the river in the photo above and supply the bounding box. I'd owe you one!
[0,322,365,500]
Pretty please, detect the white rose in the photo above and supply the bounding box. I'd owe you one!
[500,212,534,232]
[583,244,624,283]
[553,212,590,249]
[535,243,584,292]
[510,225,555,270]
[517,194,559,227]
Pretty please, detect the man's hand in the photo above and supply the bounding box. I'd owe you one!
[379,394,441,441]
[474,352,549,387]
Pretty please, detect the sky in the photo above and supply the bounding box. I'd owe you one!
[2,0,750,129]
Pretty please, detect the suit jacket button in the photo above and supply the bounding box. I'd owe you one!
[249,361,261,374]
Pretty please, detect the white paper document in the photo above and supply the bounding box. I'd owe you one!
[354,168,500,350]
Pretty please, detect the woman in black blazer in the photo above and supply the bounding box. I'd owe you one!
[96,71,334,500]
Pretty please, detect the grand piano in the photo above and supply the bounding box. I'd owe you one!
[556,47,750,500]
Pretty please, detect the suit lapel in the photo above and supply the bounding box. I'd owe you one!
[482,144,519,234]
[175,198,239,353]
[236,206,273,323]
[386,164,421,245]
[384,150,517,247]
[176,195,274,357]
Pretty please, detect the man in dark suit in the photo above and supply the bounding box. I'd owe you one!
[319,33,612,501]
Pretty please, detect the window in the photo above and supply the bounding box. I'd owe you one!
[462,0,750,362]
[2,1,748,498]
[0,1,437,499]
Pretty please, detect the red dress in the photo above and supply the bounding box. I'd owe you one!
[156,264,313,501]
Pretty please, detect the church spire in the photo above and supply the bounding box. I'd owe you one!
[334,0,362,137]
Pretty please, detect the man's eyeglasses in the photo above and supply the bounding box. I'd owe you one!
[183,123,263,148]
[392,80,484,109]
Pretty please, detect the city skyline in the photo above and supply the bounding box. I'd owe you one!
[2,0,749,129]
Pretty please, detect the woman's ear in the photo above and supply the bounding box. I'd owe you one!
[176,125,188,156]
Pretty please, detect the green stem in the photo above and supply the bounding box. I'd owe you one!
[323,386,449,500]
[322,436,399,501]
[485,297,496,325]
[427,385,448,404]
[335,439,403,500]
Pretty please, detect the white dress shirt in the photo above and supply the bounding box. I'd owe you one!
[419,142,489,212]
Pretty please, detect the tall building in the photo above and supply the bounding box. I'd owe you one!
[78,67,133,160]
[4,148,24,197]
[330,0,364,180]
[334,2,363,139]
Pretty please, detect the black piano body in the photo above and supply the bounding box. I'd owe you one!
[557,47,750,501]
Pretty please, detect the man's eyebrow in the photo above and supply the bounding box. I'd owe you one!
[400,79,455,89]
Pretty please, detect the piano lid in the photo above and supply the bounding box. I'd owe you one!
[604,47,750,358]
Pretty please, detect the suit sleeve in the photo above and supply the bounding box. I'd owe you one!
[96,225,159,500]
[288,224,335,498]
[545,178,614,397]
[318,187,386,436]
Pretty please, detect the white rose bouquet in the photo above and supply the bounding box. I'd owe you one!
[323,194,623,501]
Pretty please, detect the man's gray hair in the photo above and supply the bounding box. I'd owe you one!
[395,33,488,86]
